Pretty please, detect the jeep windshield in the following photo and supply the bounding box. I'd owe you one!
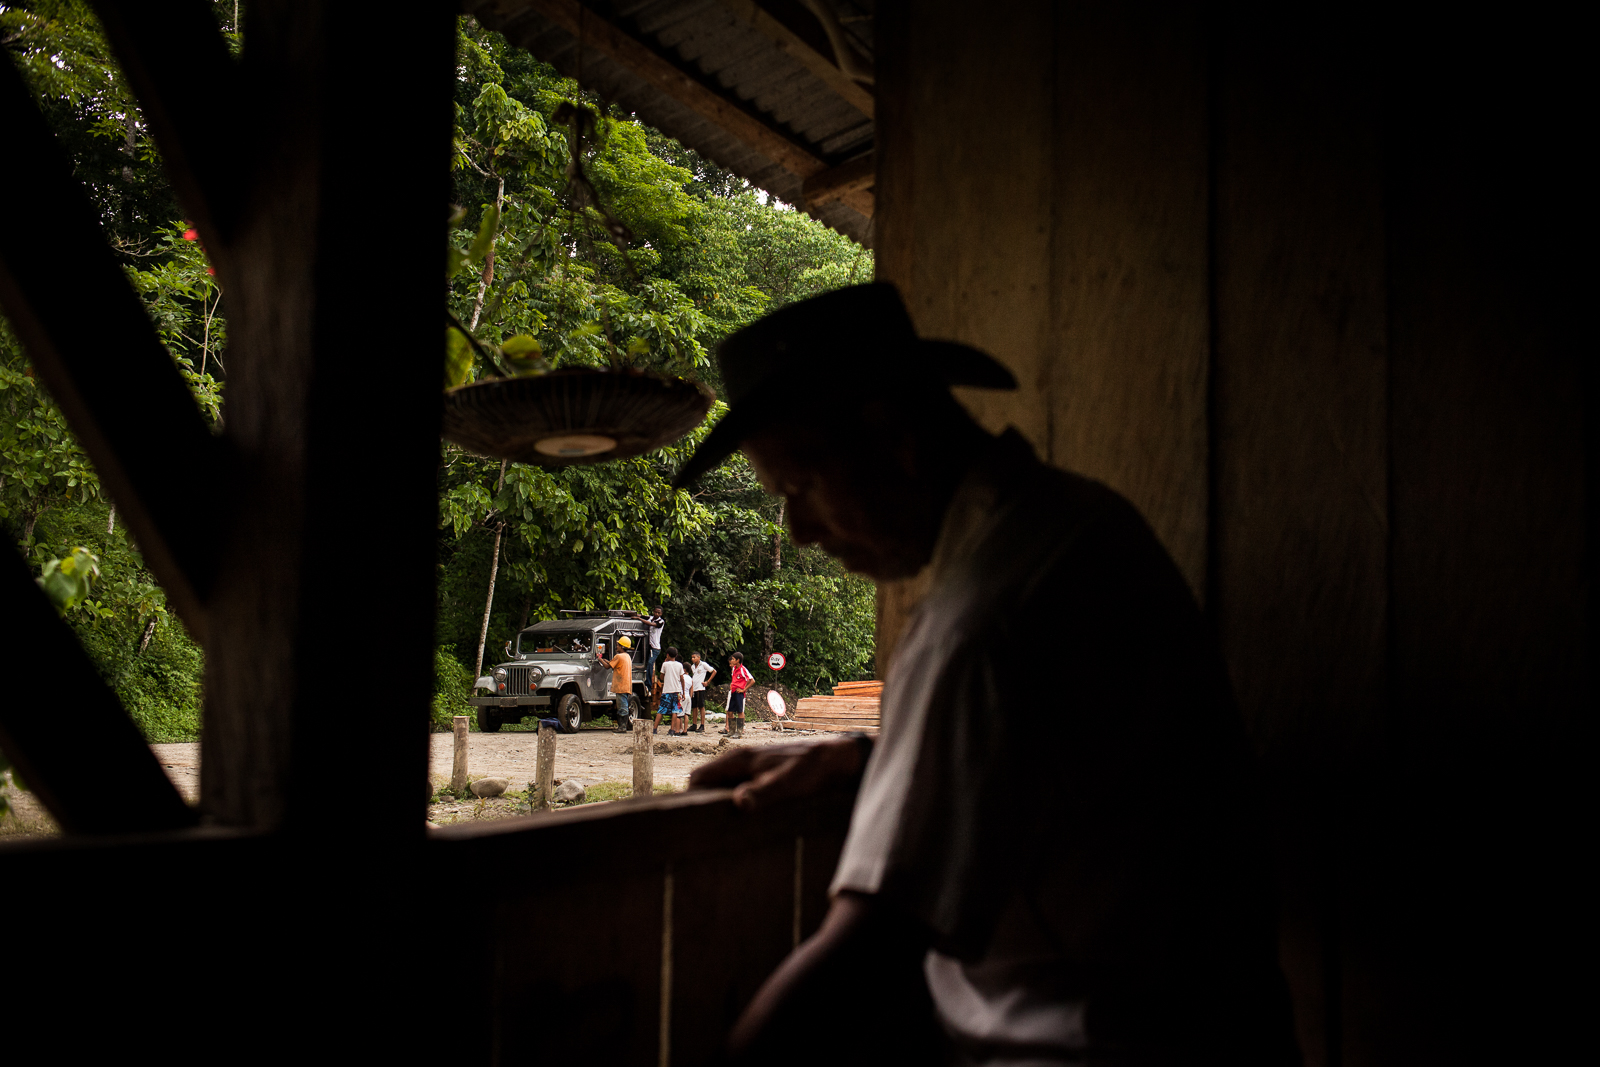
[517,630,595,656]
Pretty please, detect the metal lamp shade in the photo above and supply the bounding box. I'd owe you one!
[441,368,715,466]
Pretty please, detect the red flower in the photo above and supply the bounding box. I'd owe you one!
[183,229,198,241]
[205,266,215,276]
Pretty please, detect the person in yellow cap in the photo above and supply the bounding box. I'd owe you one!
[598,635,635,732]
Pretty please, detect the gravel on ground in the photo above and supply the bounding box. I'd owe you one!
[2,721,841,839]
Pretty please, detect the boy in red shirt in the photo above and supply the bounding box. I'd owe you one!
[725,652,754,738]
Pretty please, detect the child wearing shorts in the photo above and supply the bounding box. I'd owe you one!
[656,647,689,736]
[687,652,716,733]
[725,652,753,737]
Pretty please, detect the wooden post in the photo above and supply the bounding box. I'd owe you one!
[534,723,556,809]
[451,715,469,793]
[633,717,653,798]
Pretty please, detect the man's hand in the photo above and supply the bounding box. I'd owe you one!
[688,737,867,811]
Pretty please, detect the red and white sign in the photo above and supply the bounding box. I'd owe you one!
[767,652,787,671]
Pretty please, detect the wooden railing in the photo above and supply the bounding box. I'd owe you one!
[2,783,855,1065]
[430,783,858,1066]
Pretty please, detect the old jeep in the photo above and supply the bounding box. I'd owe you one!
[469,610,651,733]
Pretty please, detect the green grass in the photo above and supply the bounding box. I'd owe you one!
[579,780,677,804]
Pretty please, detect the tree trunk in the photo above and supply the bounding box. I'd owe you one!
[107,501,116,535]
[467,175,504,333]
[473,459,510,678]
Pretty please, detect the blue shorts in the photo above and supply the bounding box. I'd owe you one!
[658,692,680,716]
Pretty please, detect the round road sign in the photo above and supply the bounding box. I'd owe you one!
[767,652,787,671]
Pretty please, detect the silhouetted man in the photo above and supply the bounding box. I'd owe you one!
[682,285,1298,1067]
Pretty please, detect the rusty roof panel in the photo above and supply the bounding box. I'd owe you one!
[463,0,875,246]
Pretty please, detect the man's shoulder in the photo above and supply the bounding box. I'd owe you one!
[927,433,1179,616]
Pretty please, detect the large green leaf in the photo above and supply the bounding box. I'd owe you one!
[445,327,474,387]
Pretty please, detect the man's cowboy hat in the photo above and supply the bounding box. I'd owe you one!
[672,283,1015,489]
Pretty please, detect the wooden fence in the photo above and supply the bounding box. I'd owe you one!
[2,783,855,1065]
[435,783,857,1065]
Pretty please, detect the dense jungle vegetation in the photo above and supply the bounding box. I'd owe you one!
[0,2,877,742]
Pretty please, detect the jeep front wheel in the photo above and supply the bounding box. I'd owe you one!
[477,707,502,733]
[555,692,582,734]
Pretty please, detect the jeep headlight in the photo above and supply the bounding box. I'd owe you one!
[529,666,544,686]
[493,667,507,683]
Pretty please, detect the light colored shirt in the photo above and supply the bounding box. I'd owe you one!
[690,661,713,691]
[830,431,1291,1063]
[607,653,632,694]
[659,659,686,701]
[647,615,664,650]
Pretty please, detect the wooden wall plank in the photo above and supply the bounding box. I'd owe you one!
[905,0,1054,453]
[1380,30,1587,1064]
[1209,16,1389,1065]
[873,0,1212,664]
[669,839,796,1064]
[1046,1,1211,598]
[492,864,666,1065]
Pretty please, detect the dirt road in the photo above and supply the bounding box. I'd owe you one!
[4,723,839,839]
[147,723,828,804]
[424,723,827,793]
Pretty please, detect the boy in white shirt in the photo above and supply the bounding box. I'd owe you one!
[687,652,717,733]
[654,647,690,736]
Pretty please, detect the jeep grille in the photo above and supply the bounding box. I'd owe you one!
[503,666,537,696]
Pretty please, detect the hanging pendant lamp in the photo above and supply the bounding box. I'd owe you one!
[441,367,714,466]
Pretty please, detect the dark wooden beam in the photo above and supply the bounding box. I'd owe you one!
[90,0,246,249]
[716,0,875,117]
[194,3,454,835]
[802,151,874,214]
[0,548,197,835]
[524,0,828,180]
[0,57,228,640]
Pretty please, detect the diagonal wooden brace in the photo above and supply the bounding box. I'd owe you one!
[0,548,197,835]
[0,56,229,641]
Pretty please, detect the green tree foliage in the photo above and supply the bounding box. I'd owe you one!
[439,21,877,697]
[1,8,877,748]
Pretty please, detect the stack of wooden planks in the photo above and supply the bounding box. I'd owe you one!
[787,680,883,735]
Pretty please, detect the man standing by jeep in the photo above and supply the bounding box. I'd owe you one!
[679,285,1296,1066]
[598,635,634,733]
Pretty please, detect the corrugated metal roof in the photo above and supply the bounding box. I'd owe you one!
[462,0,876,246]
